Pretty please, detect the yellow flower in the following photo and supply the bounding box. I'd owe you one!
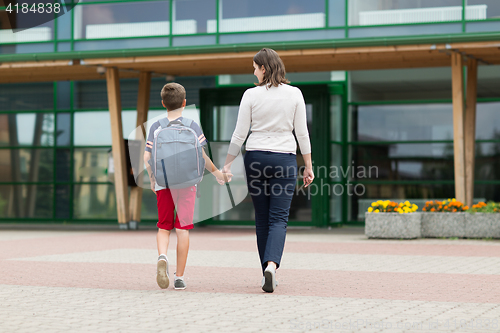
[398,210,404,214]
[452,198,456,202]
[371,202,377,207]
[404,200,410,206]
[368,207,373,212]
[374,209,380,213]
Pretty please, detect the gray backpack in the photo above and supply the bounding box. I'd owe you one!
[151,117,205,189]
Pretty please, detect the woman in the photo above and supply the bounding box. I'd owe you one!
[222,48,314,293]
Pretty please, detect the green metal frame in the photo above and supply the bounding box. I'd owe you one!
[3,0,500,63]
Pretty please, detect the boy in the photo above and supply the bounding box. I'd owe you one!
[143,82,229,290]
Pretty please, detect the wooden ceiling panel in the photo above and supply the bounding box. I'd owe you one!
[0,40,499,83]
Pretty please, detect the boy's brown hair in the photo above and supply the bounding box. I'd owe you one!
[161,82,186,111]
[253,48,290,88]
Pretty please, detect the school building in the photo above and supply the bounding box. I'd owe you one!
[1,0,500,228]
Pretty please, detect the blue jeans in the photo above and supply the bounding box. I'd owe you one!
[244,150,297,274]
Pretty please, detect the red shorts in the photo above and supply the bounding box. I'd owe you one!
[156,186,196,230]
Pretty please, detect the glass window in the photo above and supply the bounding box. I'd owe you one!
[56,149,71,182]
[0,149,53,182]
[219,29,344,44]
[349,0,464,26]
[74,79,144,110]
[74,37,170,51]
[474,184,500,203]
[466,0,500,20]
[0,83,54,111]
[0,185,53,218]
[141,188,159,220]
[330,95,342,141]
[476,102,500,140]
[351,143,455,181]
[351,104,453,142]
[56,113,71,146]
[475,142,500,181]
[149,76,216,109]
[73,111,137,146]
[331,145,342,181]
[55,185,71,219]
[217,0,326,33]
[73,1,170,40]
[73,184,116,219]
[56,82,71,110]
[0,10,54,43]
[214,106,239,141]
[330,195,342,222]
[74,148,111,182]
[57,8,73,40]
[329,0,346,27]
[348,23,462,38]
[350,67,452,102]
[173,0,216,34]
[0,113,54,146]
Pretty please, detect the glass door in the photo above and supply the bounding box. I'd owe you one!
[199,85,330,227]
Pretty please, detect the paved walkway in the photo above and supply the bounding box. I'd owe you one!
[1,226,500,332]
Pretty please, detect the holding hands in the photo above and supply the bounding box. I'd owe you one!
[215,168,233,185]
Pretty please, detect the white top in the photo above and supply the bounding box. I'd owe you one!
[228,84,311,156]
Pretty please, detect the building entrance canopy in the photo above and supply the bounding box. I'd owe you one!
[1,39,498,226]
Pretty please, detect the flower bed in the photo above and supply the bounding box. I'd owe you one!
[421,199,467,238]
[365,200,420,239]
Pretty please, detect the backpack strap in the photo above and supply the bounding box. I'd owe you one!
[158,118,170,128]
[181,118,193,127]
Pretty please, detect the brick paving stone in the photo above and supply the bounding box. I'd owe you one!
[1,227,500,332]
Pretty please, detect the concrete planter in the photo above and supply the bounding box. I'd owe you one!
[421,212,466,238]
[465,213,500,238]
[365,212,421,239]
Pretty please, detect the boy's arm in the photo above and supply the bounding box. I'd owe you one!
[202,149,231,183]
[143,151,156,193]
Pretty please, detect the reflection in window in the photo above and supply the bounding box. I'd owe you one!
[0,11,54,43]
[0,149,53,183]
[0,114,54,146]
[466,0,500,20]
[56,113,71,146]
[213,106,239,141]
[0,185,53,218]
[73,111,137,146]
[349,0,468,26]
[476,103,500,140]
[215,0,325,33]
[352,143,455,181]
[352,104,453,142]
[74,148,110,182]
[173,0,216,34]
[74,79,140,110]
[73,1,170,39]
[475,142,500,182]
[73,184,116,219]
[0,83,54,111]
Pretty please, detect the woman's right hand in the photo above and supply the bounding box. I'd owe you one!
[303,167,314,188]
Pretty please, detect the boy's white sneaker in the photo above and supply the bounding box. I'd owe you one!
[156,254,169,289]
[174,273,186,290]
